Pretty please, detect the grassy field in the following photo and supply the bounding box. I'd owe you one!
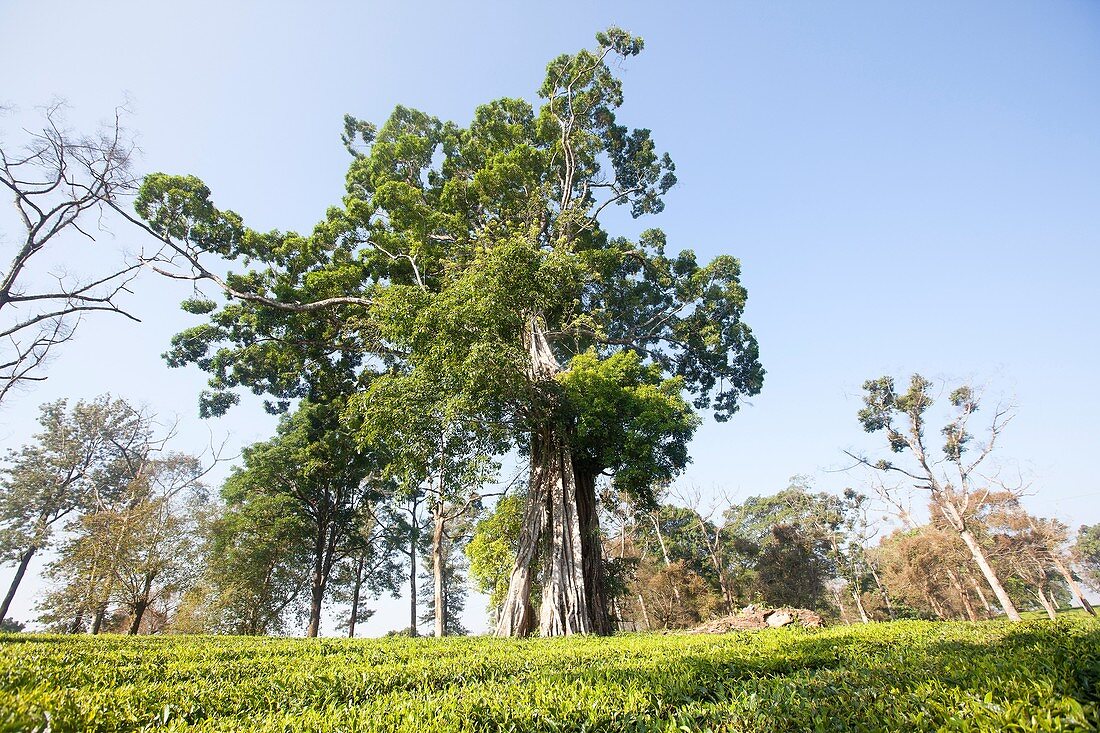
[1,618,1097,732]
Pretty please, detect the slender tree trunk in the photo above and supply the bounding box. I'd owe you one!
[696,516,734,614]
[851,588,870,623]
[408,533,418,637]
[348,554,365,638]
[867,561,895,620]
[306,525,328,637]
[636,593,652,631]
[832,587,850,623]
[946,569,977,622]
[128,574,154,634]
[91,605,107,634]
[0,545,36,626]
[1050,555,1095,616]
[1036,586,1057,620]
[937,500,1021,621]
[128,601,148,634]
[957,528,1022,621]
[925,590,947,620]
[649,512,683,614]
[970,576,993,616]
[432,508,445,638]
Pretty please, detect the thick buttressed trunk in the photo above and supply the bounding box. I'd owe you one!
[495,318,610,637]
[536,435,608,637]
[0,545,36,626]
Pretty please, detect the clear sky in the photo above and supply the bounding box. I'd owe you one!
[2,1,1098,635]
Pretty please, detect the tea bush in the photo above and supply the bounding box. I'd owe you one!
[1,618,1096,731]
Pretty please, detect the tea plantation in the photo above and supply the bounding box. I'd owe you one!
[1,618,1097,732]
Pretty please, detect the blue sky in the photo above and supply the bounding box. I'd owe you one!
[1,1,1098,634]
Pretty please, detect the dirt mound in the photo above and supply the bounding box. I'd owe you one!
[686,605,823,634]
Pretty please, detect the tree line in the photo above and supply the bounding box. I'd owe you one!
[1,376,1097,636]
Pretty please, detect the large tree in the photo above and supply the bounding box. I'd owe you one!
[133,29,763,636]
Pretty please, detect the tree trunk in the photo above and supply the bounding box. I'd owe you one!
[408,532,418,637]
[1050,555,1096,616]
[129,601,148,634]
[867,561,895,620]
[574,465,611,635]
[946,569,977,622]
[0,545,36,626]
[926,590,947,620]
[1036,586,1057,620]
[306,534,326,637]
[636,593,652,631]
[832,587,850,623]
[128,574,155,634]
[957,528,1022,621]
[851,588,870,623]
[495,464,547,637]
[970,576,993,616]
[432,508,445,638]
[348,554,365,638]
[537,426,597,637]
[496,318,609,637]
[649,513,682,607]
[91,605,107,634]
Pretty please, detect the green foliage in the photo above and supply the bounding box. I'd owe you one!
[179,492,310,635]
[142,27,765,633]
[148,26,763,459]
[0,396,149,562]
[0,619,1096,731]
[466,495,526,618]
[557,350,697,501]
[724,480,842,609]
[1075,524,1100,591]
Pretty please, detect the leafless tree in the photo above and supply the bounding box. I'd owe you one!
[0,102,160,404]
